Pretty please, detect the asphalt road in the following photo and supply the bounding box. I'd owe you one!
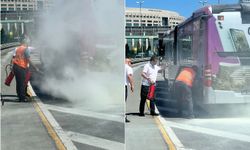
[29,48,125,150]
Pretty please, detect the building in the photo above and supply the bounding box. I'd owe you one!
[125,8,185,57]
[1,0,53,43]
[126,8,184,29]
[0,0,52,11]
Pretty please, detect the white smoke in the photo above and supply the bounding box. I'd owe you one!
[35,0,124,111]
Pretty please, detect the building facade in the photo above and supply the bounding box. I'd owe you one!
[126,8,184,29]
[1,0,53,43]
[0,0,52,11]
[125,8,185,58]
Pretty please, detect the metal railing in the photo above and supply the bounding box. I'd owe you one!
[131,57,150,64]
[0,42,19,50]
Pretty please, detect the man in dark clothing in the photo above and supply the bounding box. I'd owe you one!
[12,40,38,102]
[174,66,197,119]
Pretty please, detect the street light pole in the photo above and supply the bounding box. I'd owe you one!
[136,1,144,58]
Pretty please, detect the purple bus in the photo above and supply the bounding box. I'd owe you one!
[164,1,250,105]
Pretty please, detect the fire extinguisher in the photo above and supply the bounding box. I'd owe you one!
[147,84,156,100]
[4,64,14,86]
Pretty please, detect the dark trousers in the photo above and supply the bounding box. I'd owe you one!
[13,64,27,101]
[125,85,128,101]
[174,81,194,116]
[139,85,155,114]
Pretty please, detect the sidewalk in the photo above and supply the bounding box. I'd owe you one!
[1,51,57,150]
[125,64,169,150]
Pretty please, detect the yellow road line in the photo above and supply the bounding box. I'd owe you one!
[146,99,176,150]
[154,117,176,150]
[27,90,66,150]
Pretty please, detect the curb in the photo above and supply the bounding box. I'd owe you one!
[155,104,186,150]
[27,83,77,150]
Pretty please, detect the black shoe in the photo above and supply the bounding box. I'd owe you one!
[138,113,145,117]
[150,112,159,116]
[125,118,130,123]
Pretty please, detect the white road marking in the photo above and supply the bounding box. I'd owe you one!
[44,104,123,123]
[166,120,250,143]
[28,83,78,150]
[66,131,125,150]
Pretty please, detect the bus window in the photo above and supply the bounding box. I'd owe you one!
[178,35,193,65]
[229,28,250,52]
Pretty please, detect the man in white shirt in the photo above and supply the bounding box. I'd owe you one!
[125,58,134,122]
[139,56,162,116]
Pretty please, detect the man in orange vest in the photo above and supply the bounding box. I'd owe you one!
[174,66,197,119]
[12,40,37,102]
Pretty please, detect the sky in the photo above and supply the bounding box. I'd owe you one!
[126,0,239,18]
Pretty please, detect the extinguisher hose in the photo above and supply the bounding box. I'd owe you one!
[5,64,13,78]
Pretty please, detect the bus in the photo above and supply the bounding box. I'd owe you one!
[164,1,250,105]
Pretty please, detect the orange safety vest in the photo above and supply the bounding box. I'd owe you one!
[176,67,196,87]
[12,45,29,69]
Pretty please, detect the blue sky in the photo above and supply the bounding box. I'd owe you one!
[126,0,239,18]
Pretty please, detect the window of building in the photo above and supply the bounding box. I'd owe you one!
[126,19,132,22]
[133,23,139,26]
[162,17,168,26]
[133,20,139,22]
[126,23,132,26]
[147,24,152,26]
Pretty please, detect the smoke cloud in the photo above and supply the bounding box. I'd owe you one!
[34,0,124,111]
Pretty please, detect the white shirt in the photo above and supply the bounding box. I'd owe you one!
[142,63,161,86]
[125,64,133,86]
